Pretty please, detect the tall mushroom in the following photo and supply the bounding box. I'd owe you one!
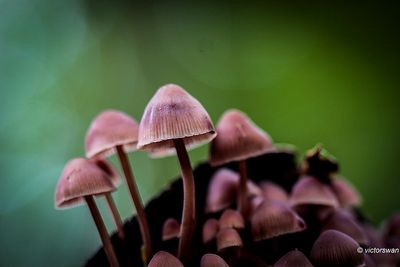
[209,109,274,218]
[55,158,120,267]
[85,109,152,261]
[137,84,216,262]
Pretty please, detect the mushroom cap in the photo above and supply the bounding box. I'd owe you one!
[209,109,275,166]
[259,181,289,203]
[85,109,139,159]
[289,176,339,209]
[137,84,216,156]
[201,253,229,267]
[274,250,314,267]
[162,217,181,241]
[251,200,306,241]
[216,228,243,251]
[219,209,245,230]
[55,158,116,209]
[322,210,369,247]
[148,251,184,267]
[90,158,121,187]
[310,230,364,267]
[203,218,220,244]
[331,177,362,209]
[205,168,262,213]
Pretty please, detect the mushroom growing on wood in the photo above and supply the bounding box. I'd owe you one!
[85,109,152,261]
[55,158,120,267]
[209,109,274,218]
[137,84,216,262]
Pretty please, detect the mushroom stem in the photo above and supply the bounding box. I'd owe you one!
[116,145,152,262]
[238,160,249,219]
[84,196,120,267]
[174,138,196,263]
[104,193,125,239]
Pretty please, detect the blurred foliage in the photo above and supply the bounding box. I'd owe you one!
[0,0,399,266]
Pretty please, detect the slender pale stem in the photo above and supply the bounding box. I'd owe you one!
[174,139,196,263]
[238,160,249,219]
[85,196,120,267]
[116,145,152,262]
[104,193,125,239]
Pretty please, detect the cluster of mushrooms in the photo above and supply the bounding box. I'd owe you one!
[55,84,400,267]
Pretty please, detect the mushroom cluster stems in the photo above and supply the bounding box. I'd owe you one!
[104,193,125,239]
[116,145,152,261]
[238,160,250,219]
[174,138,197,263]
[85,195,120,267]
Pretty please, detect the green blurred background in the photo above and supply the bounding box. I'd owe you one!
[1,0,399,266]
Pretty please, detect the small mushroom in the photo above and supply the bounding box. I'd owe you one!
[205,168,262,213]
[85,109,152,260]
[289,176,339,213]
[91,159,125,239]
[216,228,243,251]
[162,217,181,241]
[259,181,289,203]
[310,229,364,267]
[331,177,362,209]
[251,200,306,241]
[274,250,313,267]
[219,209,245,230]
[137,84,216,262]
[55,158,120,267]
[201,253,229,267]
[148,251,184,267]
[203,218,220,244]
[209,109,274,218]
[322,209,369,247]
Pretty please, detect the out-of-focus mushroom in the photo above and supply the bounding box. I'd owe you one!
[209,109,274,218]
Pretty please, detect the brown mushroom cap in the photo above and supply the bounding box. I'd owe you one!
[90,158,121,187]
[203,218,220,244]
[331,177,362,209]
[137,84,216,157]
[310,229,364,267]
[162,217,181,241]
[205,168,262,213]
[216,228,243,251]
[259,181,289,203]
[251,200,306,241]
[274,250,314,267]
[322,210,369,247]
[209,109,275,166]
[289,176,339,209]
[55,158,116,209]
[219,209,245,230]
[148,251,184,267]
[201,253,229,267]
[85,110,139,159]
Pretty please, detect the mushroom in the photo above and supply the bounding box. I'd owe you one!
[321,209,369,247]
[148,251,184,267]
[203,218,220,244]
[310,230,364,267]
[331,177,362,209]
[219,209,245,230]
[205,168,262,213]
[289,176,339,220]
[201,253,229,267]
[137,84,216,262]
[209,109,274,218]
[91,158,125,239]
[274,250,313,267]
[85,109,152,260]
[259,181,289,203]
[55,158,120,267]
[216,228,243,251]
[251,200,306,241]
[162,217,181,241]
